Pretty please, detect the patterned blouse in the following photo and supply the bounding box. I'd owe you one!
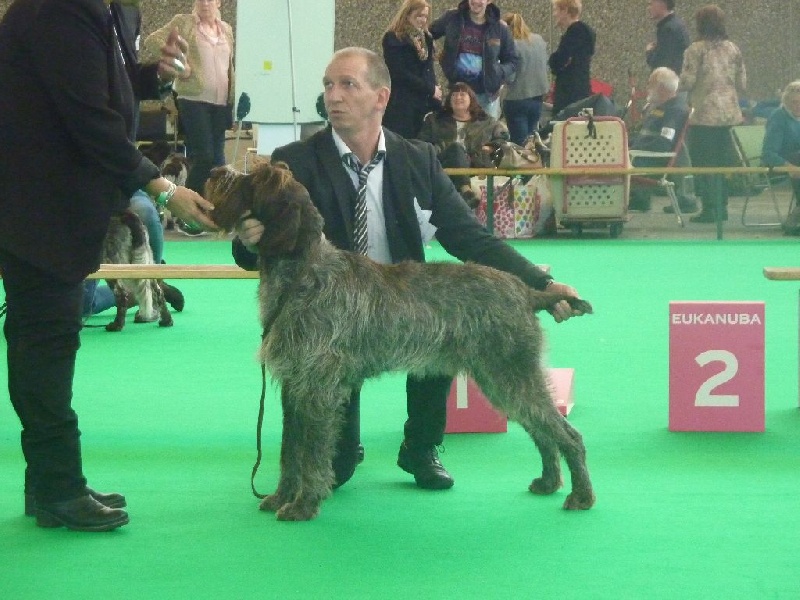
[680,39,746,127]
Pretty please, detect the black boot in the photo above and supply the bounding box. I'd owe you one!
[35,495,129,532]
[26,486,127,517]
[397,441,454,490]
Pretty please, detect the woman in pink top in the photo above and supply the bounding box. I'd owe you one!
[145,0,235,200]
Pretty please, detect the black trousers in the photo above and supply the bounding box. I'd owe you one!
[0,249,87,503]
[333,373,450,486]
[687,125,732,213]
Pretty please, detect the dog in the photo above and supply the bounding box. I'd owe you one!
[101,209,173,332]
[206,162,596,521]
[141,141,190,229]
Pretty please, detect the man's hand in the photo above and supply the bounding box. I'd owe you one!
[546,281,584,323]
[235,214,265,253]
[158,28,190,82]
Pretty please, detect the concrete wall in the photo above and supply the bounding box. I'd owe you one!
[1,0,797,102]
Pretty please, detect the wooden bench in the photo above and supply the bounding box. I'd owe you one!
[763,267,800,281]
[0,264,259,280]
[764,267,800,407]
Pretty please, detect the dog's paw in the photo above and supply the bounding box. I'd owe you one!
[275,500,320,521]
[259,494,285,513]
[158,316,174,327]
[105,322,123,332]
[568,297,593,315]
[562,490,596,510]
[528,476,563,496]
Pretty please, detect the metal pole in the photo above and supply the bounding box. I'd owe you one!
[286,0,300,141]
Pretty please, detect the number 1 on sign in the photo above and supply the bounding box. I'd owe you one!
[694,350,739,407]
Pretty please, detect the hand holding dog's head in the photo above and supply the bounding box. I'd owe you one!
[206,163,324,259]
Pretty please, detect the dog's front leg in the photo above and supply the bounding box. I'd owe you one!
[273,384,341,522]
[105,280,128,332]
[260,385,304,513]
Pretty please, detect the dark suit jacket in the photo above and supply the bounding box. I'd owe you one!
[233,127,552,291]
[0,0,161,283]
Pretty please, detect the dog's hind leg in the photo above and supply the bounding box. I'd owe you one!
[478,367,594,510]
[105,280,128,332]
[153,281,173,327]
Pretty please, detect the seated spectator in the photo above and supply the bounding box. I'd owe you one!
[418,82,509,207]
[762,80,800,235]
[628,67,696,213]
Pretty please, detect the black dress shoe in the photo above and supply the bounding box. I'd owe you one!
[35,495,129,532]
[161,282,185,312]
[397,442,454,490]
[25,487,127,517]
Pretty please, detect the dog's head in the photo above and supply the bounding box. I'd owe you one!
[206,162,324,258]
[161,154,189,187]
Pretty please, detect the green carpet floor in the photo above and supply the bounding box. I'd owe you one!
[1,238,799,599]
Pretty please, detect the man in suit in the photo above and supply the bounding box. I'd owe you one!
[233,47,585,491]
[0,0,216,532]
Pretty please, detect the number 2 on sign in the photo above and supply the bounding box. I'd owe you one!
[694,350,739,407]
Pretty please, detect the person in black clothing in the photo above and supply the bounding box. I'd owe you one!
[0,0,216,532]
[548,0,596,117]
[645,0,690,75]
[381,0,442,138]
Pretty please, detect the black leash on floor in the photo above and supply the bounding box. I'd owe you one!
[250,362,268,499]
[249,273,304,500]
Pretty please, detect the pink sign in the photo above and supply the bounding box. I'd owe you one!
[445,368,576,433]
[669,302,765,432]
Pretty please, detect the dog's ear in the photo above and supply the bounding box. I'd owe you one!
[205,166,253,231]
[249,162,322,258]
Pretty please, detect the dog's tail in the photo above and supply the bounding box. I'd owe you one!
[528,290,593,315]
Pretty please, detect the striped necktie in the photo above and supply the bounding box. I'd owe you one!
[344,151,385,255]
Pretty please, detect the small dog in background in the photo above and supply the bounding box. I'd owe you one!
[141,141,189,230]
[101,209,173,332]
[206,163,595,521]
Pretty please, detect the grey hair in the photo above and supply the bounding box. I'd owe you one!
[649,67,680,95]
[331,47,392,91]
[782,81,800,107]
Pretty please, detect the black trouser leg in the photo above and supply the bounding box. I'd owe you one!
[0,250,87,504]
[403,374,450,447]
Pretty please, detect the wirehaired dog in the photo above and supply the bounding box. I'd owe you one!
[207,163,596,521]
[101,210,172,332]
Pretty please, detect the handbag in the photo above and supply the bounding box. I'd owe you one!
[490,140,543,169]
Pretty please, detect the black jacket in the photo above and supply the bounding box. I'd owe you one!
[382,30,439,138]
[430,0,518,95]
[0,0,161,282]
[645,13,690,75]
[548,20,596,115]
[232,127,552,290]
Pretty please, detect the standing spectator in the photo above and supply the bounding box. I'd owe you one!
[645,0,690,75]
[501,12,549,145]
[548,0,596,117]
[418,82,510,207]
[761,81,800,234]
[382,0,442,139]
[430,0,519,119]
[145,0,235,198]
[0,0,216,531]
[679,4,746,223]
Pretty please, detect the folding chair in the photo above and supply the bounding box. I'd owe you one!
[629,108,694,227]
[729,124,792,227]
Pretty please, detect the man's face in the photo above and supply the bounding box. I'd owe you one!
[647,0,668,21]
[322,54,388,137]
[469,0,489,19]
